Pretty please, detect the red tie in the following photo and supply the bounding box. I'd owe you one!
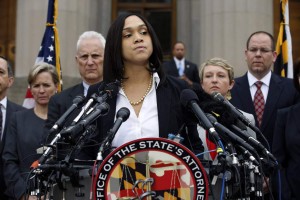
[254,81,265,127]
[206,131,217,160]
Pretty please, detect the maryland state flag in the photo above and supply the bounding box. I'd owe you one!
[274,0,293,78]
[23,0,62,108]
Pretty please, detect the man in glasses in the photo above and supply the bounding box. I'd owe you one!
[231,31,299,151]
[230,31,300,198]
[45,31,105,140]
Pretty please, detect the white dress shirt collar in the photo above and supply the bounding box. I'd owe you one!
[112,72,160,148]
[247,70,271,87]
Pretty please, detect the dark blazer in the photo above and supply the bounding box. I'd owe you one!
[83,76,204,159]
[3,109,45,199]
[0,100,25,200]
[273,104,300,200]
[163,58,200,89]
[230,72,300,150]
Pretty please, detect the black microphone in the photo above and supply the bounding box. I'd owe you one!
[60,102,110,142]
[206,113,257,154]
[236,145,259,165]
[33,103,110,167]
[72,82,119,125]
[180,89,222,146]
[230,124,277,163]
[97,107,130,161]
[109,107,130,137]
[49,95,85,133]
[211,92,260,133]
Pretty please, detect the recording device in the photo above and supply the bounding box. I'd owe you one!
[230,124,277,162]
[180,89,222,146]
[34,82,118,168]
[212,92,276,162]
[49,95,85,134]
[97,107,130,161]
[72,81,119,125]
[206,113,257,154]
[211,92,261,134]
[60,102,110,142]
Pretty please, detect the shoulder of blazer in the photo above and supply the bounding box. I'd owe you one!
[7,100,25,112]
[160,75,189,90]
[52,83,83,100]
[185,60,198,68]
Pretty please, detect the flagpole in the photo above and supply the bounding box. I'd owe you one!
[53,0,62,92]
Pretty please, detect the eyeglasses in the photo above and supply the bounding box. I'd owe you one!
[247,47,273,54]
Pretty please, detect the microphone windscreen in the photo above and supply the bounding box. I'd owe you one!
[72,95,85,105]
[193,88,236,125]
[86,81,106,99]
[180,89,199,107]
[105,81,119,98]
[116,107,130,121]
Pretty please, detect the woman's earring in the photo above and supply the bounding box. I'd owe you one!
[226,90,232,100]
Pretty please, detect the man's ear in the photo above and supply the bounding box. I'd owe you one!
[8,76,14,88]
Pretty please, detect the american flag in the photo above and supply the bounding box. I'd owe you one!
[274,0,293,78]
[23,0,62,108]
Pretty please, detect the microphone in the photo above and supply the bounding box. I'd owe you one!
[180,89,222,147]
[206,113,257,154]
[230,124,277,163]
[60,102,110,142]
[49,95,85,133]
[32,103,110,168]
[211,92,260,134]
[97,107,130,161]
[72,82,119,125]
[236,144,259,166]
[109,107,130,137]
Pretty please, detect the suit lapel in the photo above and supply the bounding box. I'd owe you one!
[156,82,172,138]
[1,101,15,153]
[236,75,256,115]
[260,74,282,132]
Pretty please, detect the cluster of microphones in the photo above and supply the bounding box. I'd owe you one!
[27,80,279,199]
[32,81,277,170]
[32,81,130,169]
[180,88,277,166]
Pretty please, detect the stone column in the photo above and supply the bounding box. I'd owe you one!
[177,0,273,77]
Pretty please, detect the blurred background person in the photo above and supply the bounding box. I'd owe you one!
[2,62,58,199]
[272,58,300,200]
[163,41,200,89]
[0,56,25,200]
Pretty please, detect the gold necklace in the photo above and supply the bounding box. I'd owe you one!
[121,73,153,106]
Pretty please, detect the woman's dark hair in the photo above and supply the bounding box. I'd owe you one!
[293,58,300,92]
[103,13,165,83]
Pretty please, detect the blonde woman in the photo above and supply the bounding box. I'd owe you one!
[3,62,59,199]
[198,57,255,160]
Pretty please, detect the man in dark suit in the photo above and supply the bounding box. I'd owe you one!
[230,31,300,150]
[45,31,106,143]
[230,31,300,199]
[0,56,25,200]
[163,41,200,89]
